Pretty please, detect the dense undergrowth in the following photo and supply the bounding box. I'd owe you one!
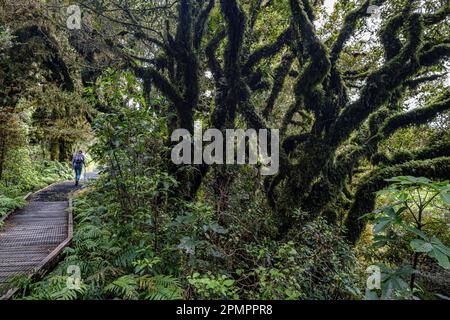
[15,160,449,300]
[15,178,362,300]
[2,0,450,302]
[12,75,363,299]
[11,90,446,300]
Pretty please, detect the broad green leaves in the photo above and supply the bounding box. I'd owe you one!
[410,239,433,253]
[382,176,450,201]
[408,232,450,269]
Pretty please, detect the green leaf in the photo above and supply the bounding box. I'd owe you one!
[373,240,387,248]
[395,206,408,215]
[372,234,395,248]
[429,248,450,270]
[365,289,379,300]
[383,206,396,218]
[395,265,415,276]
[403,224,428,240]
[398,192,409,201]
[410,239,433,253]
[177,237,197,254]
[223,279,234,286]
[430,237,450,256]
[206,221,228,234]
[373,218,391,233]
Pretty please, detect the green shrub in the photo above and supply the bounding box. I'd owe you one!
[0,148,73,219]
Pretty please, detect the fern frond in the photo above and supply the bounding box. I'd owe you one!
[114,248,137,268]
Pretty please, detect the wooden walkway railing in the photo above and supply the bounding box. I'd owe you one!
[0,182,75,299]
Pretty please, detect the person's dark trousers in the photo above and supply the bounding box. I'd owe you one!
[74,165,83,185]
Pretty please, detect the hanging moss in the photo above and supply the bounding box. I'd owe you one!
[373,138,450,166]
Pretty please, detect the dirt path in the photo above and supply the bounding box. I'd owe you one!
[0,182,78,299]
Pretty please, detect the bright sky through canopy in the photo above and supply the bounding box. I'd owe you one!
[324,0,336,14]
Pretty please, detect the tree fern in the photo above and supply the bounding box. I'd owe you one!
[114,248,137,268]
[21,276,86,300]
[138,275,182,300]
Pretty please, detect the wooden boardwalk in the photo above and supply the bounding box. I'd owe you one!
[0,182,76,299]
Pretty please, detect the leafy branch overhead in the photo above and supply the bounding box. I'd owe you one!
[365,176,450,299]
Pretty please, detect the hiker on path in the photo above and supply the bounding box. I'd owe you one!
[72,150,86,186]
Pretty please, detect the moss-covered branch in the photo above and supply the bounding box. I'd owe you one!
[344,157,450,243]
[13,25,75,92]
[219,0,246,126]
[372,139,450,166]
[333,92,449,186]
[281,0,330,131]
[380,92,450,138]
[423,4,450,25]
[205,30,226,80]
[194,0,216,49]
[263,53,295,118]
[419,43,450,67]
[405,73,447,89]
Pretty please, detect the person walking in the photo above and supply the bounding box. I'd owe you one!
[72,150,86,186]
